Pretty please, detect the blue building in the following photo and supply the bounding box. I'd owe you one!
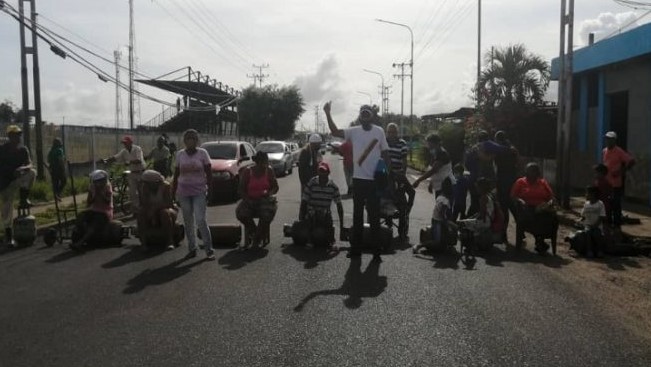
[551,23,651,205]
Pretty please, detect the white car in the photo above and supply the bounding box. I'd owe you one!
[256,141,294,177]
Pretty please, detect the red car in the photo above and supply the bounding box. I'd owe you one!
[201,141,256,202]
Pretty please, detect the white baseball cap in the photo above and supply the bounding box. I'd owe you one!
[309,134,322,143]
[605,131,617,139]
[90,170,108,182]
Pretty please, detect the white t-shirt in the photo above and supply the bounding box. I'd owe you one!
[114,145,146,172]
[344,125,389,180]
[581,200,606,228]
[432,195,451,221]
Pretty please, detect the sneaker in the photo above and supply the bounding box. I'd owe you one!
[166,244,175,251]
[185,249,197,259]
[206,251,216,261]
[412,245,419,254]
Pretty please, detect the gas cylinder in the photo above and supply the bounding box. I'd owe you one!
[13,207,36,246]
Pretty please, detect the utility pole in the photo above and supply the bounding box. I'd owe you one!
[383,86,392,115]
[477,0,482,106]
[114,50,122,130]
[314,105,320,133]
[393,62,409,135]
[556,0,574,209]
[247,64,269,88]
[128,0,135,130]
[18,0,45,180]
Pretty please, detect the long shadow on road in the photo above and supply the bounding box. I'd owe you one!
[294,258,387,311]
[102,245,164,269]
[123,257,207,294]
[281,243,339,269]
[218,248,268,270]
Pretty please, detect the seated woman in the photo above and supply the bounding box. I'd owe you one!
[236,151,279,248]
[413,177,457,254]
[70,170,113,251]
[510,162,557,253]
[137,169,178,250]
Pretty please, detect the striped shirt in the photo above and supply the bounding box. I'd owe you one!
[387,138,409,173]
[302,177,341,210]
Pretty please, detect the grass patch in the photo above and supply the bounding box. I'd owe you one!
[28,176,91,204]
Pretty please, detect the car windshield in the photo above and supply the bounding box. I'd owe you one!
[202,144,237,160]
[256,143,284,153]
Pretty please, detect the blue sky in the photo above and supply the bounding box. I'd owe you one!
[0,0,648,130]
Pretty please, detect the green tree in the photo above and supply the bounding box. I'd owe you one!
[238,85,305,140]
[0,100,16,123]
[477,44,550,110]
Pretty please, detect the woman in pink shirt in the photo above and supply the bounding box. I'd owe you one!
[172,129,214,260]
[602,131,635,227]
[236,151,279,248]
[70,170,113,251]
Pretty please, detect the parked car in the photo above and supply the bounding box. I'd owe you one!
[201,141,256,202]
[256,141,293,177]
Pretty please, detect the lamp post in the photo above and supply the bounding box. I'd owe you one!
[362,69,385,114]
[375,19,413,142]
[356,91,373,105]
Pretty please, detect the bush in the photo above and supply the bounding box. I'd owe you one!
[30,180,51,202]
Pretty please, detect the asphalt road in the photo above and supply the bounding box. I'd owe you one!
[1,153,650,367]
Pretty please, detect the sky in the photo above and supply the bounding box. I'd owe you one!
[0,0,649,131]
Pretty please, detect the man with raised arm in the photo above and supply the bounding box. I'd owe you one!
[323,102,391,261]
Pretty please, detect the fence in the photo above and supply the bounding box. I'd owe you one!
[1,122,261,176]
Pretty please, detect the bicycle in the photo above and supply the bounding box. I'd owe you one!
[109,170,130,215]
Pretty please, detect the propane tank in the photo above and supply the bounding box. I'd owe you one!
[13,207,36,246]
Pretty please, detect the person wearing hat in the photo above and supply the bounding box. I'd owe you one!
[47,138,67,202]
[300,162,345,248]
[324,101,391,261]
[145,136,171,177]
[137,170,177,250]
[236,151,279,248]
[70,170,113,251]
[0,125,36,247]
[602,131,635,228]
[101,135,146,214]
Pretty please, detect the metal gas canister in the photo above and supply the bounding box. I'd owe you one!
[13,207,36,246]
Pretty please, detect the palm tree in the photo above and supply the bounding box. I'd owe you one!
[477,44,551,110]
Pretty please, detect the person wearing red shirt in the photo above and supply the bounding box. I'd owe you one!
[511,162,556,252]
[593,163,613,225]
[602,131,635,227]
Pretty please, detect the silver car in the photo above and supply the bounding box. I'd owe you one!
[255,141,294,177]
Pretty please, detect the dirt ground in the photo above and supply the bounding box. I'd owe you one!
[545,223,651,342]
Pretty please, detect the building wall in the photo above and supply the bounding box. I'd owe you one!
[570,58,651,204]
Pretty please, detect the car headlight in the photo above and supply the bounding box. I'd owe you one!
[212,171,231,180]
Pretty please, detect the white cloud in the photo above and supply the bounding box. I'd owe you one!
[578,11,639,45]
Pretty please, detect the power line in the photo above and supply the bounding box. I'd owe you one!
[415,0,475,62]
[247,64,270,88]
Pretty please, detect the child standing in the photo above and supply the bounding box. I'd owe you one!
[580,186,606,258]
[452,164,469,220]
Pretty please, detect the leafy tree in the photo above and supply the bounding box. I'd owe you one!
[238,85,305,140]
[477,44,550,110]
[0,100,16,123]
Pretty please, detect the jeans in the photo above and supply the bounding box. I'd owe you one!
[612,187,623,227]
[178,193,213,254]
[352,178,380,253]
[51,170,67,197]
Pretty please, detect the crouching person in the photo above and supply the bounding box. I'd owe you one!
[70,170,113,251]
[413,177,457,253]
[570,186,607,258]
[236,151,279,248]
[300,162,345,248]
[1,125,36,248]
[137,170,178,250]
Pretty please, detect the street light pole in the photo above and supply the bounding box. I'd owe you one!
[362,69,385,114]
[376,19,413,141]
[356,91,373,105]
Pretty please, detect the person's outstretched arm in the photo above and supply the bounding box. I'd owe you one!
[323,101,344,139]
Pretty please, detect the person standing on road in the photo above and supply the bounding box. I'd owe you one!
[172,129,215,260]
[602,131,635,229]
[493,130,519,243]
[146,137,171,177]
[386,123,415,241]
[102,135,146,215]
[0,125,36,248]
[298,133,323,219]
[47,138,67,202]
[324,102,391,261]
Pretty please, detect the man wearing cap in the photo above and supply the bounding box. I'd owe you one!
[301,162,345,247]
[102,135,146,214]
[0,125,36,247]
[602,131,635,228]
[298,134,323,218]
[145,136,171,177]
[324,102,391,261]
